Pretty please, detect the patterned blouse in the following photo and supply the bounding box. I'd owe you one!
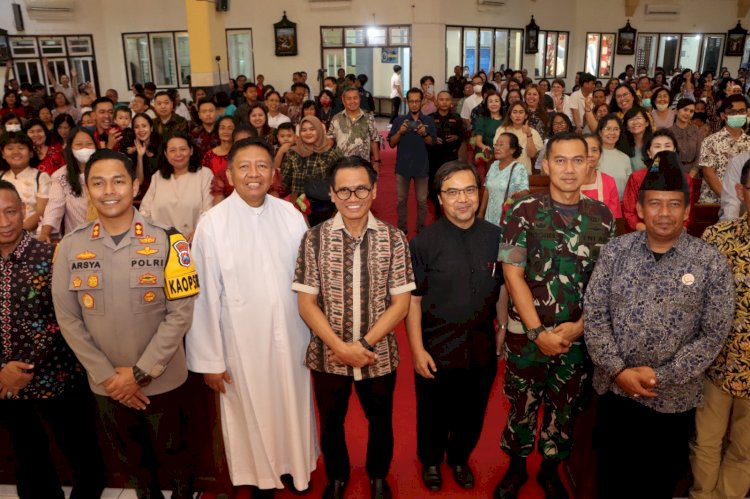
[702,216,750,399]
[280,148,341,197]
[293,213,416,380]
[0,233,83,398]
[36,144,65,175]
[484,160,529,227]
[698,128,750,204]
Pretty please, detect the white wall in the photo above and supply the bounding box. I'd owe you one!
[0,0,748,100]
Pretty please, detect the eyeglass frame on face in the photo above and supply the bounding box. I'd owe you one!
[603,126,620,133]
[724,108,748,116]
[615,92,632,101]
[440,185,479,199]
[334,185,373,200]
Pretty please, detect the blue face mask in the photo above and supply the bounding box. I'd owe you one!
[727,115,747,128]
[641,98,652,108]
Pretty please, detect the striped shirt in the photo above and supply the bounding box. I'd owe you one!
[293,212,416,379]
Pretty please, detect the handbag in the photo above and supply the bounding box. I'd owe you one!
[499,161,519,224]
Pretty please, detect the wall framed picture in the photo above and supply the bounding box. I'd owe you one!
[274,12,297,57]
[617,21,636,55]
[726,21,747,57]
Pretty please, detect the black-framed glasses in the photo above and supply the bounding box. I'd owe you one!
[334,186,373,200]
[440,186,479,199]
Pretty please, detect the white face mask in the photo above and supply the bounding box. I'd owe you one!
[5,124,21,132]
[473,84,483,94]
[655,103,669,112]
[325,86,334,92]
[72,147,96,164]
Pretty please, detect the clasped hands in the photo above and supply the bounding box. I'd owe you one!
[103,367,150,410]
[534,322,582,356]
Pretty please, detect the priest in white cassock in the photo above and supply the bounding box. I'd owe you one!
[186,137,318,498]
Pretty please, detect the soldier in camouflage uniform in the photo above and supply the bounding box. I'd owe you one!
[494,133,615,499]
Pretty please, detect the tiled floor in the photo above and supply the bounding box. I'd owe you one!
[0,485,180,499]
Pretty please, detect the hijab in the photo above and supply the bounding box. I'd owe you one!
[291,116,330,157]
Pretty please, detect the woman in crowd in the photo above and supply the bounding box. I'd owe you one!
[653,71,668,90]
[524,84,549,137]
[316,89,336,129]
[24,118,64,175]
[621,107,654,172]
[534,112,573,172]
[0,132,50,235]
[597,113,632,198]
[281,115,341,226]
[604,78,619,104]
[668,98,703,177]
[479,132,529,225]
[493,101,543,174]
[201,116,235,202]
[248,102,276,144]
[213,91,236,118]
[537,79,555,110]
[52,113,76,146]
[189,87,208,123]
[38,107,55,132]
[38,127,97,243]
[622,129,692,232]
[473,90,504,178]
[51,91,81,123]
[549,78,572,121]
[650,87,675,129]
[609,83,639,117]
[139,131,214,242]
[0,91,25,118]
[302,100,317,120]
[504,88,522,109]
[2,113,22,133]
[131,113,162,196]
[580,133,621,218]
[79,111,94,127]
[420,75,437,115]
[265,91,291,129]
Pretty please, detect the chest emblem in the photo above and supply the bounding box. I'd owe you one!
[139,235,156,244]
[72,277,82,288]
[137,247,159,256]
[143,291,156,302]
[82,293,94,309]
[682,273,695,286]
[91,224,100,238]
[134,222,144,236]
[87,275,99,288]
[172,239,191,267]
[76,251,96,260]
[139,273,157,285]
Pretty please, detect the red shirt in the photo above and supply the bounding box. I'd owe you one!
[623,168,694,232]
[37,143,64,175]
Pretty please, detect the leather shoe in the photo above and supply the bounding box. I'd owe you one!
[493,456,528,499]
[322,479,347,499]
[369,478,392,499]
[421,465,442,491]
[451,464,475,489]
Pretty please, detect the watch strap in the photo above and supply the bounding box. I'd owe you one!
[358,337,375,352]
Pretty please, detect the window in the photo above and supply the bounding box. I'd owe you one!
[585,33,615,78]
[123,31,192,88]
[445,26,524,82]
[321,28,343,48]
[637,33,725,75]
[367,27,386,46]
[8,35,99,97]
[535,31,568,79]
[227,29,254,82]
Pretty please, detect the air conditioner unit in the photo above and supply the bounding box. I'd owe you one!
[478,0,507,5]
[26,0,75,19]
[644,3,681,15]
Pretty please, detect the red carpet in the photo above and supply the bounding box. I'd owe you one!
[206,134,559,498]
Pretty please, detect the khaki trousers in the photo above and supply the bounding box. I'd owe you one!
[690,378,750,499]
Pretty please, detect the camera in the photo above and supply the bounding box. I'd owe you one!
[407,120,420,131]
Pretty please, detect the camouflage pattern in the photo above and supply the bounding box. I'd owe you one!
[499,192,616,326]
[501,333,589,459]
[498,191,614,459]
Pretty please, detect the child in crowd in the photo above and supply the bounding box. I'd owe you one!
[271,122,295,199]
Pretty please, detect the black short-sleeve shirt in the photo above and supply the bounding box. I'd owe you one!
[410,217,503,369]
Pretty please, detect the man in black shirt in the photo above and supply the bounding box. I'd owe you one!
[429,91,466,217]
[406,161,503,492]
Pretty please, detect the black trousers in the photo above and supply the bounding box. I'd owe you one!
[95,382,195,499]
[390,97,401,123]
[0,383,106,499]
[415,361,497,466]
[594,392,695,499]
[312,370,397,481]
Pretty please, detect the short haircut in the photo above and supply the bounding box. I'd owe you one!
[231,124,258,141]
[114,106,131,118]
[420,75,435,85]
[291,82,309,93]
[740,158,750,186]
[407,87,423,100]
[0,179,22,203]
[134,93,151,106]
[144,82,157,91]
[497,132,523,159]
[720,94,748,114]
[580,73,597,84]
[243,82,257,92]
[675,98,696,111]
[341,87,359,97]
[159,131,200,178]
[329,156,378,187]
[276,122,295,133]
[227,137,275,168]
[85,149,136,183]
[154,90,174,103]
[544,132,588,160]
[433,160,480,192]
[197,98,215,111]
[596,113,623,134]
[0,131,34,154]
[552,78,566,88]
[643,128,679,159]
[24,118,52,146]
[91,97,114,111]
[582,132,603,150]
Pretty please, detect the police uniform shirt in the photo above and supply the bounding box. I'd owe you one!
[51,208,199,396]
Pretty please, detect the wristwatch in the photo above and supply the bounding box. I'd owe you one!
[133,366,152,387]
[526,325,547,342]
[358,337,375,352]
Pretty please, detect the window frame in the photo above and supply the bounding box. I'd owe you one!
[320,24,411,49]
[535,30,569,79]
[122,30,192,89]
[225,28,255,83]
[585,32,616,79]
[636,32,725,75]
[445,25,525,82]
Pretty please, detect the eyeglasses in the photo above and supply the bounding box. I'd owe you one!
[334,186,373,200]
[441,186,479,199]
[725,109,747,116]
[615,93,632,100]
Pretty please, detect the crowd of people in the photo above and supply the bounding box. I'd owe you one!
[0,57,749,499]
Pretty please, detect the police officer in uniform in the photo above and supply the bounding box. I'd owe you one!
[51,149,200,499]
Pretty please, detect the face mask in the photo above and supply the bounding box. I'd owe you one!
[473,85,482,94]
[72,147,96,164]
[5,124,21,132]
[655,103,669,112]
[727,115,747,128]
[324,86,334,92]
[641,98,652,108]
